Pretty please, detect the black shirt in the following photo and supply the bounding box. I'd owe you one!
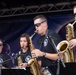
[15,49,32,65]
[38,29,61,67]
[15,48,32,70]
[14,48,33,75]
[0,53,13,68]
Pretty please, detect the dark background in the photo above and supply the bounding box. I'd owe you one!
[0,0,76,54]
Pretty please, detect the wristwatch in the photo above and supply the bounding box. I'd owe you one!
[43,52,46,57]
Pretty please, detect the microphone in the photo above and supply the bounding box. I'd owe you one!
[11,53,20,59]
[11,53,15,57]
[15,53,20,58]
[14,53,27,59]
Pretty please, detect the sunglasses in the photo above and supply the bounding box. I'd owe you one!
[74,13,76,16]
[34,20,46,27]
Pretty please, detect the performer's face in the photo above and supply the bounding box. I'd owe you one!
[0,41,3,53]
[74,7,76,14]
[20,37,28,49]
[34,18,47,36]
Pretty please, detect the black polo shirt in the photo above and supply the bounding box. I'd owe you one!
[14,48,32,72]
[38,29,61,67]
[0,53,13,68]
[15,49,32,66]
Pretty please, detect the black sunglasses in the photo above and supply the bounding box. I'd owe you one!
[74,13,76,16]
[34,20,46,27]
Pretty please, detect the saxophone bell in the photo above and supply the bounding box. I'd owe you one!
[57,40,69,53]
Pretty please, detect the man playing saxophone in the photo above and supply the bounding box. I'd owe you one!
[31,15,63,75]
[69,6,76,49]
[14,33,33,74]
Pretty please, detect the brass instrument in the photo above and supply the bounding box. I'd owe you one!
[17,51,26,70]
[17,51,22,66]
[17,51,23,67]
[57,21,76,62]
[28,31,41,75]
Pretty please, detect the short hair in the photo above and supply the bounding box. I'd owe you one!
[33,15,47,22]
[19,33,30,46]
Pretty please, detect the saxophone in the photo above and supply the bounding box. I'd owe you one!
[15,51,24,69]
[17,51,22,66]
[28,31,41,75]
[17,51,25,70]
[57,21,76,62]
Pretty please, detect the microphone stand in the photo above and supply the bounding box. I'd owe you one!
[0,58,13,75]
[0,53,18,75]
[0,58,3,75]
[47,36,66,75]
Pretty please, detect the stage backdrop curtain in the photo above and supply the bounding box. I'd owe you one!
[0,14,75,54]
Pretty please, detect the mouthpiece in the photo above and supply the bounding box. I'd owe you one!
[34,30,37,33]
[72,21,76,26]
[30,31,36,39]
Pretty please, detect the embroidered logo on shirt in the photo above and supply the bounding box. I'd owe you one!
[25,55,31,62]
[44,39,48,47]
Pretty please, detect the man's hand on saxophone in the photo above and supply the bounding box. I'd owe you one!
[31,49,43,58]
[31,49,60,61]
[69,39,76,49]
